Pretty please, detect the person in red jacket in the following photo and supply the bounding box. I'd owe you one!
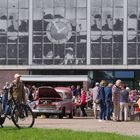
[80,89,87,117]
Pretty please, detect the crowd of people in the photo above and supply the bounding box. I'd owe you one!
[72,80,139,122]
[0,73,139,122]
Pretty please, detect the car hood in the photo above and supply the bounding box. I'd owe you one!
[38,87,62,98]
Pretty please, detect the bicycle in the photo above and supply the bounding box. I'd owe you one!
[0,94,35,128]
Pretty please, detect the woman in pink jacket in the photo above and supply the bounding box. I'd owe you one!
[80,89,87,117]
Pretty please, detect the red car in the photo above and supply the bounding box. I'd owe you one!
[32,86,74,119]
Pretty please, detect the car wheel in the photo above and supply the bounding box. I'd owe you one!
[58,108,65,119]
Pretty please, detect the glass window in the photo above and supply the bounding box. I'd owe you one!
[43,44,53,59]
[102,0,113,7]
[138,44,140,57]
[91,43,101,58]
[77,8,87,19]
[102,59,112,64]
[0,44,6,58]
[114,0,124,7]
[19,36,28,43]
[0,36,7,43]
[102,43,112,58]
[54,44,64,58]
[91,8,101,30]
[77,43,86,58]
[77,0,86,7]
[19,44,28,58]
[113,43,123,58]
[128,35,137,42]
[91,59,101,65]
[113,19,123,31]
[8,60,17,65]
[54,8,65,18]
[8,44,17,58]
[33,8,42,20]
[128,59,136,65]
[8,36,18,43]
[66,0,76,7]
[0,9,7,33]
[128,0,137,7]
[128,43,137,58]
[91,35,101,42]
[113,59,123,65]
[8,0,18,8]
[19,0,29,8]
[33,0,42,8]
[115,71,134,78]
[114,8,123,19]
[33,44,42,58]
[43,0,53,8]
[8,9,18,32]
[66,8,76,19]
[0,0,7,8]
[43,8,54,19]
[113,35,123,42]
[102,35,112,42]
[19,9,28,19]
[91,0,101,7]
[54,0,64,7]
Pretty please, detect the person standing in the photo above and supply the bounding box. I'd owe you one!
[80,89,87,117]
[104,83,113,120]
[120,84,129,121]
[97,80,107,121]
[10,73,26,104]
[112,80,122,121]
[2,82,10,114]
[92,82,99,119]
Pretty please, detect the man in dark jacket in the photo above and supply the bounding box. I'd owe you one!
[104,83,113,120]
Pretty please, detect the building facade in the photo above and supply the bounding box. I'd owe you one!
[0,0,140,89]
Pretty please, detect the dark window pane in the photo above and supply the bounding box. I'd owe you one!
[113,19,123,31]
[113,43,123,58]
[91,44,101,58]
[54,44,64,58]
[91,36,101,42]
[19,36,28,43]
[91,59,101,65]
[128,35,137,42]
[33,59,42,64]
[113,59,123,65]
[33,20,42,31]
[19,59,28,65]
[0,9,7,33]
[54,59,63,65]
[77,43,86,58]
[19,20,29,32]
[0,44,6,58]
[0,36,7,43]
[43,44,53,59]
[102,43,112,58]
[19,44,28,58]
[0,59,6,65]
[128,59,136,65]
[113,35,123,42]
[33,44,42,58]
[102,59,112,65]
[33,36,42,42]
[8,36,18,43]
[128,43,136,58]
[43,60,53,65]
[8,44,17,58]
[8,59,17,65]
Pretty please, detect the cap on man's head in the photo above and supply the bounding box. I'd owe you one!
[14,73,21,79]
[95,82,99,86]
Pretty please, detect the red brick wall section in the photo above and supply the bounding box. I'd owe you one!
[0,70,28,89]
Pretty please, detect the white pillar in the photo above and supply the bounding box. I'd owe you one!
[29,0,33,65]
[123,0,128,65]
[87,0,91,65]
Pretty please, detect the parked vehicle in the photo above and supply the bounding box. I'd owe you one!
[32,86,74,119]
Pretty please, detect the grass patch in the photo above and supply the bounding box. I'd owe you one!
[0,127,139,140]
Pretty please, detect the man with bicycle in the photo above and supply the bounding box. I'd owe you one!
[10,73,26,104]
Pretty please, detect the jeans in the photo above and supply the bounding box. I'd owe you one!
[2,93,8,114]
[106,101,112,120]
[99,102,106,120]
[80,104,87,117]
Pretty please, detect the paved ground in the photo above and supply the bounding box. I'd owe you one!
[4,117,140,136]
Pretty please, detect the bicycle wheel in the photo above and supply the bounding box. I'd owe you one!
[12,104,35,128]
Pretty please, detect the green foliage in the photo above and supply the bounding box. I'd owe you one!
[0,127,139,140]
